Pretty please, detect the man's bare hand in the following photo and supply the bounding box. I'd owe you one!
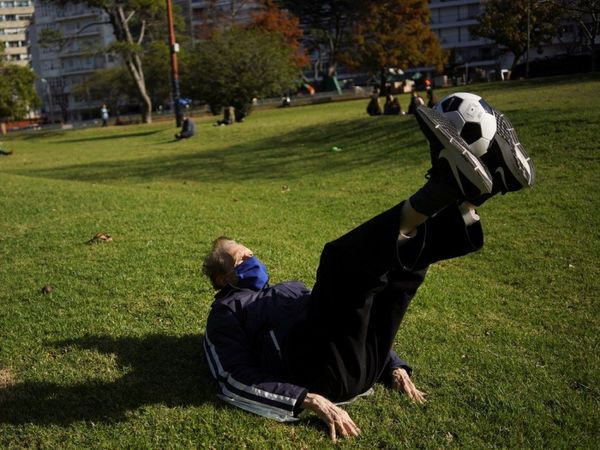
[391,368,427,404]
[302,392,361,442]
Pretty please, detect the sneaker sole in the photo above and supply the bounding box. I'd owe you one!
[494,112,536,188]
[417,106,493,196]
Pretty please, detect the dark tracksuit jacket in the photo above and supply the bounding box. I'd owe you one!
[204,281,411,422]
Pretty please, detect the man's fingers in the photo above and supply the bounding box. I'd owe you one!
[339,417,357,435]
[329,423,337,442]
[409,389,427,404]
[335,418,360,440]
[329,409,361,440]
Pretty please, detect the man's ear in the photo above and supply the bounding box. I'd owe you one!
[215,274,227,289]
[216,271,236,288]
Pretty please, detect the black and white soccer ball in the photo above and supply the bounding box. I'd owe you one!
[433,92,496,157]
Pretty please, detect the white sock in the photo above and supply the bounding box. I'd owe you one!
[458,202,480,226]
[398,229,417,242]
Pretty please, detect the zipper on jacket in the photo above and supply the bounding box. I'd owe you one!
[269,330,282,359]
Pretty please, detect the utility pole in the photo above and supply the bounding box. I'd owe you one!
[526,0,531,78]
[166,0,182,127]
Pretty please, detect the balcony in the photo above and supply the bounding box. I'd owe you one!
[431,18,479,30]
[429,0,480,9]
[55,11,99,22]
[441,38,492,49]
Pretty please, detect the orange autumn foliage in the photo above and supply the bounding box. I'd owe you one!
[249,0,309,68]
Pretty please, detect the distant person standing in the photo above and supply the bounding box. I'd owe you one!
[175,114,196,140]
[426,90,438,108]
[100,104,109,127]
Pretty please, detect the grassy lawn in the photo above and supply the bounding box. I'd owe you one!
[0,74,598,449]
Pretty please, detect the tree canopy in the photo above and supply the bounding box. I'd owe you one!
[71,66,135,119]
[0,62,40,122]
[339,0,446,83]
[554,0,600,70]
[471,0,562,73]
[279,0,362,78]
[249,0,308,69]
[184,28,299,116]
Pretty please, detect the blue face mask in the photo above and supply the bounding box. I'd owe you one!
[234,256,269,290]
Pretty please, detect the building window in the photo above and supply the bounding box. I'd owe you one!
[468,4,479,19]
[5,40,25,47]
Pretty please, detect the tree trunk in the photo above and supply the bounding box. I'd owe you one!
[327,62,337,78]
[111,5,152,124]
[509,52,524,79]
[125,55,152,124]
[380,68,387,95]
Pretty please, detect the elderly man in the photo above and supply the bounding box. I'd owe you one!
[202,105,535,441]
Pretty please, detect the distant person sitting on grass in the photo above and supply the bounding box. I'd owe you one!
[281,95,291,107]
[175,114,196,140]
[407,89,425,114]
[215,106,235,126]
[384,94,402,115]
[0,143,13,156]
[366,88,382,116]
[202,104,536,441]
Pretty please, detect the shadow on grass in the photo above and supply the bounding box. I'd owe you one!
[0,333,219,425]
[52,130,163,144]
[14,117,426,184]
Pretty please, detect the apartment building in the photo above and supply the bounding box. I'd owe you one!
[428,0,498,79]
[0,0,33,66]
[29,0,116,122]
[428,0,592,80]
[180,0,263,41]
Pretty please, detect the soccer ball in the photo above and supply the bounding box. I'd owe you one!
[433,92,496,157]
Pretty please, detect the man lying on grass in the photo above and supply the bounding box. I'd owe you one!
[202,104,535,441]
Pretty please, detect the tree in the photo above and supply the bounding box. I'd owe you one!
[48,0,166,123]
[279,0,362,79]
[249,0,309,69]
[184,28,299,116]
[339,0,447,89]
[471,0,562,74]
[71,66,135,120]
[0,63,40,126]
[554,0,600,70]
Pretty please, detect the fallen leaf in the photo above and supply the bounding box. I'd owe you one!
[41,284,53,294]
[0,367,15,389]
[87,232,113,244]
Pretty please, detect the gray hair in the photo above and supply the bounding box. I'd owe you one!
[202,236,234,289]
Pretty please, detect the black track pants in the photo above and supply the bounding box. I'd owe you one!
[284,201,484,401]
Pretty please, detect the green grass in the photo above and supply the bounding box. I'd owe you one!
[1,73,599,449]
